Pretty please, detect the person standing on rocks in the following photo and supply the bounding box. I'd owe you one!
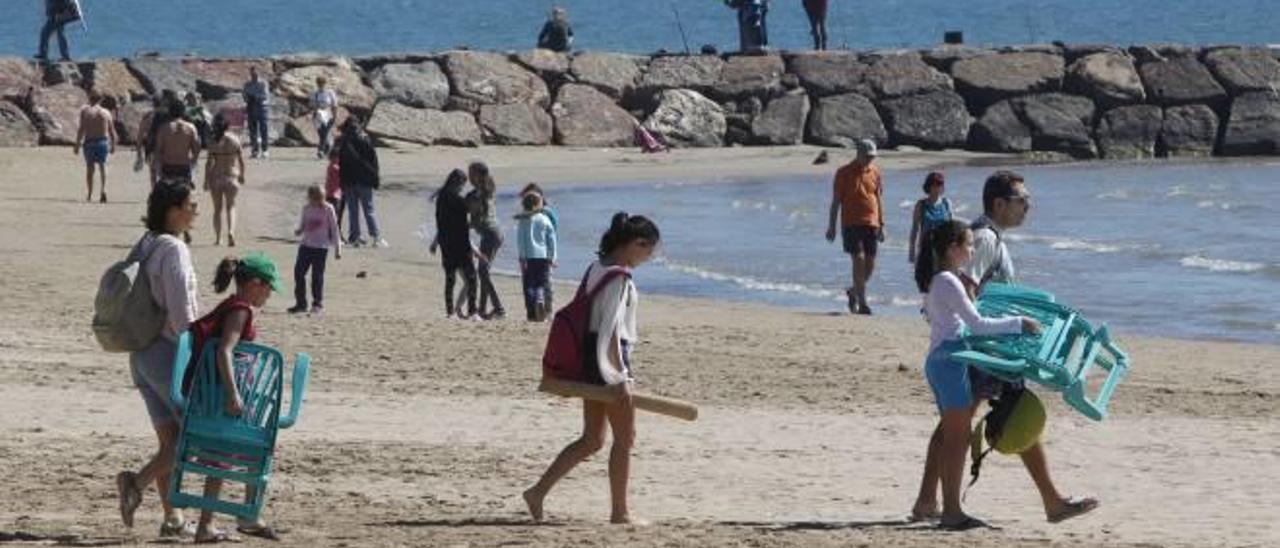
[241,67,271,159]
[35,0,79,63]
[309,76,339,159]
[74,91,117,203]
[725,0,769,52]
[824,139,883,315]
[537,7,574,52]
[802,0,828,50]
[336,117,385,248]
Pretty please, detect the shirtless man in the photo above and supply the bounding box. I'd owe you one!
[151,100,201,187]
[74,91,117,202]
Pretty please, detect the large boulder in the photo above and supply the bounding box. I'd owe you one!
[1202,47,1280,95]
[276,64,376,114]
[1095,105,1163,159]
[639,55,725,94]
[919,46,990,73]
[1014,93,1097,158]
[114,100,152,145]
[351,52,434,73]
[570,52,644,99]
[478,102,553,145]
[551,84,635,147]
[126,57,199,95]
[205,95,291,146]
[366,102,481,147]
[1220,91,1280,156]
[441,51,550,108]
[285,107,351,146]
[369,61,450,109]
[41,62,83,87]
[951,52,1064,109]
[783,51,868,97]
[1138,57,1227,106]
[270,53,355,71]
[878,90,971,148]
[181,59,273,101]
[643,89,726,148]
[805,92,886,147]
[513,49,571,80]
[80,60,146,105]
[750,91,809,145]
[1060,44,1125,64]
[1065,52,1145,106]
[862,53,952,99]
[28,83,87,145]
[0,101,39,147]
[969,99,1032,152]
[0,57,39,100]
[713,54,785,100]
[1160,104,1218,157]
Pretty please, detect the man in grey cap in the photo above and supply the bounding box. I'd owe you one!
[825,139,885,314]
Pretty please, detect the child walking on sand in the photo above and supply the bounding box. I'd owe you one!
[430,169,478,318]
[324,150,344,238]
[524,212,661,524]
[516,192,557,321]
[289,185,342,315]
[912,220,1041,530]
[187,254,284,542]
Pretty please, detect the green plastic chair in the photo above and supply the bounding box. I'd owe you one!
[951,285,1130,421]
[168,331,310,521]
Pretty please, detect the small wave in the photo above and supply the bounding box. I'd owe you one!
[731,199,777,211]
[1166,185,1196,198]
[1196,200,1235,210]
[658,259,840,300]
[1095,189,1131,200]
[1007,234,1127,254]
[1179,255,1266,273]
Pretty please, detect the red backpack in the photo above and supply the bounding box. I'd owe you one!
[542,266,630,382]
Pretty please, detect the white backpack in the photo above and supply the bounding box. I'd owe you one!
[92,234,166,352]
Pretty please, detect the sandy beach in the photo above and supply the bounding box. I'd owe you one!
[0,145,1276,547]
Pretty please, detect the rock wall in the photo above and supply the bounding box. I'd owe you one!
[2,43,1279,158]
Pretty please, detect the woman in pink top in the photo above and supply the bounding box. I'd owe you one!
[289,184,341,314]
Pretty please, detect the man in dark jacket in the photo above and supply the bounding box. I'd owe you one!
[536,7,574,52]
[36,0,80,62]
[337,117,385,247]
[725,0,769,52]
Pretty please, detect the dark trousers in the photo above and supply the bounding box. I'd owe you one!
[477,231,504,315]
[293,245,328,309]
[521,258,553,320]
[443,257,478,317]
[37,19,69,60]
[317,120,335,156]
[247,107,269,152]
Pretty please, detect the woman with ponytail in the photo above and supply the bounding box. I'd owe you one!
[524,212,660,525]
[203,112,246,247]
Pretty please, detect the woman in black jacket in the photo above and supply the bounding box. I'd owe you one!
[337,118,385,247]
[429,169,478,318]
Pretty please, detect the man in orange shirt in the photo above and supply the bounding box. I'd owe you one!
[825,139,884,315]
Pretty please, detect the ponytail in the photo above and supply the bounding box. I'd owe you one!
[211,112,228,143]
[213,256,241,293]
[597,211,660,258]
[914,220,969,293]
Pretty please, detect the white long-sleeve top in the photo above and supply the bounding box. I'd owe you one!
[142,233,199,341]
[925,271,1022,352]
[584,261,638,385]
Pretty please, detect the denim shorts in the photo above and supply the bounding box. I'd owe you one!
[924,339,975,414]
[129,336,182,427]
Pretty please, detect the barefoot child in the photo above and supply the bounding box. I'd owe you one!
[516,192,557,321]
[188,254,284,542]
[524,212,660,524]
[289,184,342,315]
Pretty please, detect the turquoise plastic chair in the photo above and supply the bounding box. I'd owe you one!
[950,284,1130,421]
[168,331,311,521]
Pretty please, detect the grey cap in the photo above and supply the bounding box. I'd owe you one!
[856,139,879,156]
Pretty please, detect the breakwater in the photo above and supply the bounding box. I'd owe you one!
[1,43,1278,158]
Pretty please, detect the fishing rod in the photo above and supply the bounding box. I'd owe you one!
[670,2,691,55]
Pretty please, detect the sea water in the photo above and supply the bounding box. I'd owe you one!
[442,160,1279,345]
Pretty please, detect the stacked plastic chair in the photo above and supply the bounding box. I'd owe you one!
[167,331,311,521]
[951,283,1129,421]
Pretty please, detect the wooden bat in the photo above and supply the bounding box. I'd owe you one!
[538,377,698,421]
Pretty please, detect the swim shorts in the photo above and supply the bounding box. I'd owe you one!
[84,137,110,165]
[841,224,879,257]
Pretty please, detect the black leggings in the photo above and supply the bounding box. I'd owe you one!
[443,258,478,317]
[476,231,504,315]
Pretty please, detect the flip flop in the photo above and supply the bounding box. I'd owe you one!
[236,523,282,541]
[1048,496,1099,524]
[939,515,990,531]
[195,529,242,544]
[114,471,142,528]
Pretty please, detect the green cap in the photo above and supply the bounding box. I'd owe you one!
[238,253,282,292]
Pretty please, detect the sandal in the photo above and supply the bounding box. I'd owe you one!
[939,515,990,531]
[159,518,197,539]
[1048,496,1099,524]
[114,471,142,528]
[236,523,282,541]
[195,529,242,544]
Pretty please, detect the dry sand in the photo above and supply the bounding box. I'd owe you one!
[0,145,1276,547]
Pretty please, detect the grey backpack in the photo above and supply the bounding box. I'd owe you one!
[92,234,167,352]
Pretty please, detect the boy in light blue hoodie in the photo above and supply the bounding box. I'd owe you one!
[516,192,557,321]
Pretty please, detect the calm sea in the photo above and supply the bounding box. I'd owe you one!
[418,161,1280,346]
[0,0,1275,59]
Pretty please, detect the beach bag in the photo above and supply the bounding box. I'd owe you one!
[966,385,1046,495]
[92,234,166,352]
[542,266,630,382]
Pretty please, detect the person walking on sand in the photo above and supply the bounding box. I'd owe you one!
[516,192,557,321]
[136,96,165,184]
[909,171,952,265]
[183,92,211,150]
[289,184,341,315]
[909,170,1099,529]
[35,0,79,62]
[524,212,661,525]
[537,7,574,52]
[336,117,385,248]
[74,91,117,203]
[241,67,271,159]
[152,100,201,188]
[825,139,884,315]
[430,169,478,319]
[802,0,829,50]
[114,181,200,540]
[203,113,245,247]
[309,76,339,159]
[465,161,506,319]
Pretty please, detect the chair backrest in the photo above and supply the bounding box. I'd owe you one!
[185,337,285,430]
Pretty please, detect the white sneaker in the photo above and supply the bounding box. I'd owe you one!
[261,150,270,159]
[373,238,389,248]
